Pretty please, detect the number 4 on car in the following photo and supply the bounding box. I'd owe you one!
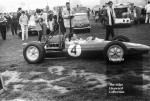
[23,33,150,64]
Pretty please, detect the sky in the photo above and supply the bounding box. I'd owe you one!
[0,0,147,12]
[0,0,101,12]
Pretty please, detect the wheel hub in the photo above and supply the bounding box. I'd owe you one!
[26,46,39,61]
[107,45,124,62]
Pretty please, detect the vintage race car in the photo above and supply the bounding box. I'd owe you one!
[23,32,150,64]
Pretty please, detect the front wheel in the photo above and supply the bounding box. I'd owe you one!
[23,42,45,64]
[103,41,128,63]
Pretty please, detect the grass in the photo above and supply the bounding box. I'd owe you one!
[0,21,150,101]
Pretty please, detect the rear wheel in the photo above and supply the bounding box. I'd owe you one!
[112,35,130,42]
[23,42,45,64]
[103,41,128,63]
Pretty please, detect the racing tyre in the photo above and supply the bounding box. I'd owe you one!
[103,41,128,63]
[112,35,130,42]
[23,42,45,64]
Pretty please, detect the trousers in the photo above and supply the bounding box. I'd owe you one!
[21,25,28,41]
[0,25,7,40]
[105,25,114,40]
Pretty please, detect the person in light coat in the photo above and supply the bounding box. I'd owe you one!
[145,1,150,23]
[62,2,75,41]
[103,1,116,40]
[19,11,29,41]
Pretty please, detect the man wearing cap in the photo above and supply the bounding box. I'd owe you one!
[62,2,75,41]
[103,1,116,40]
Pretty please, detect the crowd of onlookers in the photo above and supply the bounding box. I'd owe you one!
[1,1,150,41]
[0,7,65,41]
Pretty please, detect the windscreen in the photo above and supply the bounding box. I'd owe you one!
[74,15,88,21]
[114,7,128,18]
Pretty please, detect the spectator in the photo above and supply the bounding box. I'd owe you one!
[47,10,54,32]
[141,6,146,16]
[62,2,75,41]
[19,11,29,41]
[103,1,116,40]
[17,8,22,32]
[98,8,101,22]
[34,9,43,42]
[101,3,108,28]
[26,11,30,19]
[10,13,18,35]
[58,8,66,34]
[4,13,10,30]
[52,15,59,34]
[0,13,7,40]
[41,9,47,35]
[87,8,90,20]
[145,1,150,23]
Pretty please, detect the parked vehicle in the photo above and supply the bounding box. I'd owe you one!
[114,4,131,27]
[73,13,91,32]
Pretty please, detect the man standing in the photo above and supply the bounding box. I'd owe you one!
[0,13,7,40]
[47,10,54,32]
[62,2,75,41]
[87,8,90,20]
[10,13,18,35]
[17,8,22,32]
[101,3,108,28]
[103,1,116,40]
[41,9,47,35]
[19,11,29,41]
[34,9,43,42]
[145,1,150,23]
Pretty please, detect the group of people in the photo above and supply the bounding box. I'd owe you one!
[91,1,150,40]
[18,2,75,42]
[0,8,29,40]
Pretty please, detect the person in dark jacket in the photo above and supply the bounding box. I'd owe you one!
[10,13,18,35]
[0,13,7,40]
[47,10,54,32]
[17,8,22,31]
[58,8,66,34]
[103,1,116,40]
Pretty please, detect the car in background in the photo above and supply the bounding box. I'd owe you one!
[73,7,87,13]
[27,15,37,35]
[114,4,131,27]
[73,13,91,32]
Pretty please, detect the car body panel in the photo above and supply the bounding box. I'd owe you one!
[44,37,150,58]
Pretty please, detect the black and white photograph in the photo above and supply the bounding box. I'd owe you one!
[0,0,150,101]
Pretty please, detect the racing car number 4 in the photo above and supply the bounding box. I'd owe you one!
[68,44,81,57]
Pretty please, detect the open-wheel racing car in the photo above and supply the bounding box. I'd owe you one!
[23,26,150,64]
